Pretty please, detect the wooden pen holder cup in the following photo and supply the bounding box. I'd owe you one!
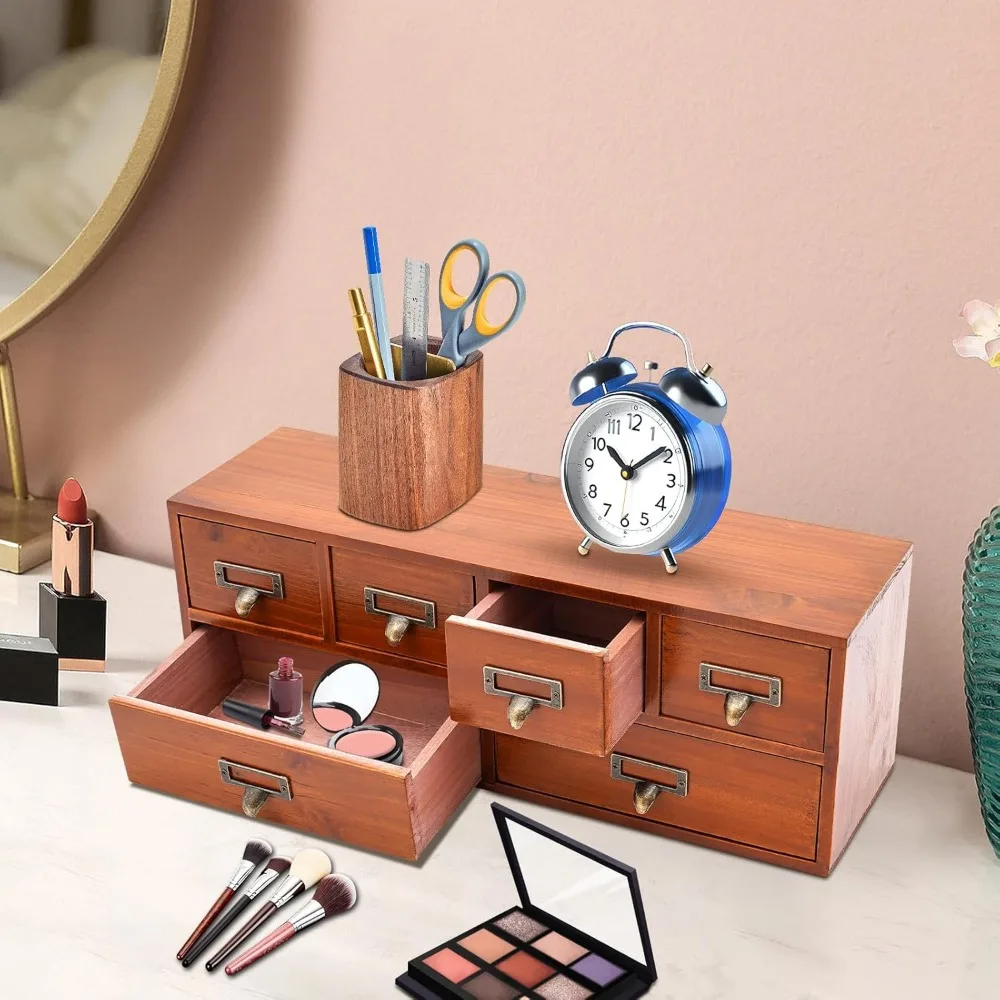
[338,350,484,530]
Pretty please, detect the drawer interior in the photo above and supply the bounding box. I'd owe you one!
[475,585,638,648]
[134,628,451,770]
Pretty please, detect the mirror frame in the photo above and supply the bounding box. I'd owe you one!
[0,0,206,344]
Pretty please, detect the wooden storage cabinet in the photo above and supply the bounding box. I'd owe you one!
[117,427,911,873]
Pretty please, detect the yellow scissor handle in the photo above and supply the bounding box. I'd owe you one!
[440,239,489,312]
[472,272,525,336]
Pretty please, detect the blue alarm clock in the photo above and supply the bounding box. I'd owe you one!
[560,322,731,574]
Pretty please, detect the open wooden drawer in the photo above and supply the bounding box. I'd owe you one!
[445,585,645,756]
[109,627,481,861]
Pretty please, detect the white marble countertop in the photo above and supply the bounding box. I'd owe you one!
[1,552,998,999]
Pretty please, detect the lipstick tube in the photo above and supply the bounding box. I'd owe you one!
[38,478,107,672]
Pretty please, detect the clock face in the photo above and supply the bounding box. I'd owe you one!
[562,392,692,552]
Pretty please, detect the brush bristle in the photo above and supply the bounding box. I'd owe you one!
[266,856,292,874]
[289,848,332,888]
[242,838,273,866]
[312,874,357,915]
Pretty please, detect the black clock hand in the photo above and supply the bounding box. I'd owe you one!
[630,446,667,473]
[606,445,630,475]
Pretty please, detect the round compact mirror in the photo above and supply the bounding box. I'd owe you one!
[310,660,380,733]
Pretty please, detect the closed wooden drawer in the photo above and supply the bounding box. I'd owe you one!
[333,549,475,665]
[109,628,480,860]
[179,517,325,639]
[661,617,830,753]
[494,725,821,860]
[446,586,644,756]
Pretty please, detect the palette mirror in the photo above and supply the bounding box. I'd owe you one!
[311,660,380,732]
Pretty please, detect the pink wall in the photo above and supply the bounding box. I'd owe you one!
[9,0,1000,770]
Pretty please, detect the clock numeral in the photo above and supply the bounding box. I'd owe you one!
[662,449,673,463]
[620,515,629,528]
[641,512,649,526]
[603,503,612,516]
[650,426,656,441]
[584,457,594,470]
[592,437,607,451]
[628,413,642,432]
[655,496,666,511]
[588,484,597,498]
[606,419,621,435]
[665,473,677,488]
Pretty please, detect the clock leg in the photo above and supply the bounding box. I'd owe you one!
[577,535,592,557]
[660,547,678,574]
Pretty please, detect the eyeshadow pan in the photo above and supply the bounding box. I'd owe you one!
[571,953,625,987]
[463,971,520,1000]
[458,928,517,963]
[422,947,479,983]
[493,910,547,942]
[496,951,554,988]
[536,974,593,1000]
[533,931,589,965]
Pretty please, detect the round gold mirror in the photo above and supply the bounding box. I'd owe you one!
[0,0,204,571]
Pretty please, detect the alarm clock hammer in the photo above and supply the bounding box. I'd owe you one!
[561,322,732,575]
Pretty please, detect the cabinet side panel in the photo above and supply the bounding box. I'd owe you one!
[830,556,911,863]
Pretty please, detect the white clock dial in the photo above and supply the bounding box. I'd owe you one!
[562,393,691,552]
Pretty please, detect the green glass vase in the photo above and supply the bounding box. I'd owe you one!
[963,505,1000,857]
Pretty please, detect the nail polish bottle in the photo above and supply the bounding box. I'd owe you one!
[269,656,303,726]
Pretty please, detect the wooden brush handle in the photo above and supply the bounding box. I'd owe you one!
[176,887,234,962]
[225,922,295,976]
[205,900,276,972]
[182,894,252,967]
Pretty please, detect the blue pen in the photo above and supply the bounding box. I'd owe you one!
[362,226,395,381]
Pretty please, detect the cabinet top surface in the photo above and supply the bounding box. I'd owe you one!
[171,427,911,643]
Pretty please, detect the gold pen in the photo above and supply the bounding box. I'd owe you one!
[348,288,385,379]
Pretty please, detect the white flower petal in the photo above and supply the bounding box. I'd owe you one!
[954,334,989,359]
[986,336,1000,363]
[961,299,1000,338]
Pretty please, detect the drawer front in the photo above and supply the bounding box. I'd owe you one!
[179,517,324,638]
[446,589,645,756]
[661,617,830,752]
[494,726,821,860]
[333,549,475,664]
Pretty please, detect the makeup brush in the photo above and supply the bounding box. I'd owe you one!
[225,874,358,976]
[176,838,272,962]
[181,855,292,968]
[204,847,332,972]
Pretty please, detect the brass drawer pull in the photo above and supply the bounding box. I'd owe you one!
[214,561,285,619]
[699,662,782,727]
[218,759,292,819]
[611,752,688,815]
[364,586,437,645]
[483,665,563,730]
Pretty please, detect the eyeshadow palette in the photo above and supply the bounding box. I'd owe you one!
[397,805,656,1000]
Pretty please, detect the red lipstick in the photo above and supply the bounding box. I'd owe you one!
[52,477,93,597]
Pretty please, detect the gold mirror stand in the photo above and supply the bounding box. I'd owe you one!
[0,344,56,573]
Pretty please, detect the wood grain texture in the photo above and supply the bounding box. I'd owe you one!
[110,627,479,861]
[661,617,830,752]
[445,586,644,756]
[179,516,325,638]
[332,546,475,664]
[494,724,822,860]
[827,555,912,868]
[170,427,912,643]
[338,352,483,530]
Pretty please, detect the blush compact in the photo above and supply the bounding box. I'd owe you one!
[311,660,405,765]
[397,803,657,999]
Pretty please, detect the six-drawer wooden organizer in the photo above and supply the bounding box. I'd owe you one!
[110,427,912,875]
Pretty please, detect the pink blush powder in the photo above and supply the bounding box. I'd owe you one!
[336,729,398,758]
[313,706,355,731]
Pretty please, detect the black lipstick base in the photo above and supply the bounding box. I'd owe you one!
[38,583,107,672]
[0,632,58,705]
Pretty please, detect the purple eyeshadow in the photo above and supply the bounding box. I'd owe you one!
[571,953,624,987]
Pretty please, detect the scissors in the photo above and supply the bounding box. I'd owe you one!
[437,238,526,367]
